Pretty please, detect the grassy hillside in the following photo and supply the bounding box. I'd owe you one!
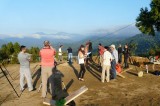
[114,33,160,55]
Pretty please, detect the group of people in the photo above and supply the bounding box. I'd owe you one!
[77,42,130,83]
[58,45,73,63]
[118,44,130,68]
[98,43,130,83]
[17,40,130,100]
[18,41,56,99]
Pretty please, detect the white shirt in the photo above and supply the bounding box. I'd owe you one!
[103,51,113,66]
[58,48,62,55]
[78,55,84,64]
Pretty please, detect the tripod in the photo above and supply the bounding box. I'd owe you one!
[0,64,19,97]
[1,61,14,80]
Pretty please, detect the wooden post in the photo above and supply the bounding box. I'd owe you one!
[43,86,88,106]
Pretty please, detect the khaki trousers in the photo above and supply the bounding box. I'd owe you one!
[100,55,103,66]
[101,65,110,82]
[41,67,53,97]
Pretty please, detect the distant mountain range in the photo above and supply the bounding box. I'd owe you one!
[0,31,159,55]
[65,32,160,55]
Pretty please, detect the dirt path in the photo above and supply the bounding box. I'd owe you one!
[0,62,160,106]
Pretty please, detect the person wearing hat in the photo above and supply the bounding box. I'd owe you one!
[101,46,113,83]
[39,41,56,98]
[110,44,118,79]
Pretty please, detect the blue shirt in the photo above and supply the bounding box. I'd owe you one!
[112,49,118,63]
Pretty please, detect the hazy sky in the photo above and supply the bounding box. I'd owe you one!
[0,0,150,36]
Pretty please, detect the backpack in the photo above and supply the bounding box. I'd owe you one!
[116,64,122,73]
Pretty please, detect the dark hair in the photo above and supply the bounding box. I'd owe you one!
[104,46,109,50]
[78,45,85,54]
[20,45,26,51]
[99,43,102,46]
[60,45,63,47]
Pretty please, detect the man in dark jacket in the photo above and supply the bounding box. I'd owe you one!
[118,44,123,63]
[123,44,130,68]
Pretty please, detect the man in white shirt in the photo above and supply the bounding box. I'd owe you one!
[101,46,113,83]
[58,45,63,62]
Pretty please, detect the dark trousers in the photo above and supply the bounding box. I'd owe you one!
[79,64,86,78]
[111,60,117,79]
[124,56,129,68]
[118,53,122,63]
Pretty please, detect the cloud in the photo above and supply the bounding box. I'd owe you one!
[31,34,42,39]
[0,34,25,39]
[88,25,140,37]
[0,25,140,40]
[0,32,72,40]
[30,32,72,39]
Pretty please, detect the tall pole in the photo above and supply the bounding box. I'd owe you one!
[0,65,19,97]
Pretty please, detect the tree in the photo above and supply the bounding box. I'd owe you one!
[6,42,14,56]
[149,49,156,56]
[0,44,9,60]
[28,47,40,62]
[136,0,160,36]
[13,42,20,54]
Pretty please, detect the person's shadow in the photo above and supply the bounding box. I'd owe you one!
[86,65,101,81]
[22,66,41,90]
[68,63,79,79]
[49,68,76,106]
[32,67,41,89]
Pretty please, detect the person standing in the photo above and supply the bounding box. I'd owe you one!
[123,44,130,68]
[39,41,56,98]
[101,46,113,83]
[84,42,89,65]
[118,44,123,63]
[58,45,63,62]
[78,45,86,81]
[88,40,93,62]
[110,44,118,79]
[67,47,73,63]
[18,45,33,91]
[98,43,105,66]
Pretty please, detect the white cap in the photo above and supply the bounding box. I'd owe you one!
[110,44,115,49]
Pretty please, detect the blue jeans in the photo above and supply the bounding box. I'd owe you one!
[68,53,72,63]
[111,60,117,79]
